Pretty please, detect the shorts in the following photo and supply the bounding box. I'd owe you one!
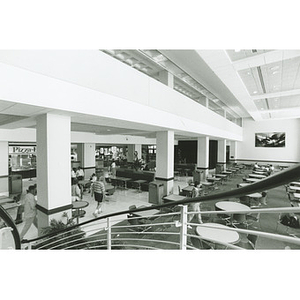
[94,192,104,203]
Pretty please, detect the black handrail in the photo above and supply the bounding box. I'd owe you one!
[0,204,21,249]
[24,163,300,245]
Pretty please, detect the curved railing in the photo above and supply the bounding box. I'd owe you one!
[22,163,300,250]
[0,204,21,249]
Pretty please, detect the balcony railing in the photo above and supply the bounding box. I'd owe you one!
[1,164,300,250]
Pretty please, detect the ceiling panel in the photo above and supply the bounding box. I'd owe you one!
[226,50,273,62]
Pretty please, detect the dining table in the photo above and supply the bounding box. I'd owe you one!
[215,201,251,223]
[248,173,267,179]
[289,185,300,192]
[111,176,132,189]
[195,223,240,246]
[181,185,195,197]
[245,178,261,183]
[246,192,262,199]
[293,193,300,200]
[163,194,186,203]
[237,183,251,188]
[72,200,89,224]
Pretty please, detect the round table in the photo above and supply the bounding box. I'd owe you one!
[196,223,240,245]
[247,192,262,198]
[215,201,251,223]
[72,201,89,224]
[238,183,251,188]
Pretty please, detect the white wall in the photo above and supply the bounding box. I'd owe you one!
[238,118,300,163]
[0,51,242,141]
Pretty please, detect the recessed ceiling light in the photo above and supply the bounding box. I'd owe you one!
[253,91,258,94]
[272,70,279,75]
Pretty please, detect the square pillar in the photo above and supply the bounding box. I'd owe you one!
[0,141,9,197]
[36,114,72,234]
[76,143,95,179]
[217,139,226,171]
[196,137,209,181]
[230,141,238,163]
[155,131,174,196]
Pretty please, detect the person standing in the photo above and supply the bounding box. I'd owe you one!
[91,176,106,217]
[188,181,203,226]
[19,185,38,240]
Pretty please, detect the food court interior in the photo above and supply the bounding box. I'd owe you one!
[1,49,300,251]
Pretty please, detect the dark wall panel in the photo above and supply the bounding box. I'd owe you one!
[209,140,218,169]
[177,141,197,163]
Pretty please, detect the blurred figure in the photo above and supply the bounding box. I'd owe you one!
[76,166,84,181]
[20,185,38,240]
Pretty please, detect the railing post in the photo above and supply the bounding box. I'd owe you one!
[107,217,111,250]
[179,205,188,250]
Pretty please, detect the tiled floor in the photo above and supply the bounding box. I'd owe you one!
[3,169,300,249]
[5,176,193,243]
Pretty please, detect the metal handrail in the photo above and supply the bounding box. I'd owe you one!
[21,164,300,249]
[0,204,21,249]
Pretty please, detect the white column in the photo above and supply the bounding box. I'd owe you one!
[217,139,226,171]
[0,141,9,196]
[196,137,209,181]
[127,144,142,162]
[36,113,72,234]
[155,131,174,196]
[76,143,96,179]
[230,141,238,163]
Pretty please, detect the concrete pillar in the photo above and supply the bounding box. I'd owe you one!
[230,141,238,163]
[217,139,227,171]
[127,144,142,162]
[76,143,95,179]
[0,141,9,197]
[196,137,209,181]
[36,113,72,235]
[155,131,174,196]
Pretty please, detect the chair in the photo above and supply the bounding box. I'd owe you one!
[178,186,185,196]
[127,205,152,232]
[244,206,261,230]
[190,230,214,250]
[276,213,292,234]
[239,195,251,207]
[247,234,258,249]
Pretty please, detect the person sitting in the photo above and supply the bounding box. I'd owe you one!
[71,178,82,201]
[76,167,85,181]
[71,168,77,178]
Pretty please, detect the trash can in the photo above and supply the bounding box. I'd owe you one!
[9,174,23,194]
[148,181,164,205]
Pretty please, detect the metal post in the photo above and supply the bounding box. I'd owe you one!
[107,217,111,250]
[179,205,188,250]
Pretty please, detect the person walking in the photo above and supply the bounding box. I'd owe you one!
[19,185,38,240]
[91,176,106,217]
[188,181,203,227]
